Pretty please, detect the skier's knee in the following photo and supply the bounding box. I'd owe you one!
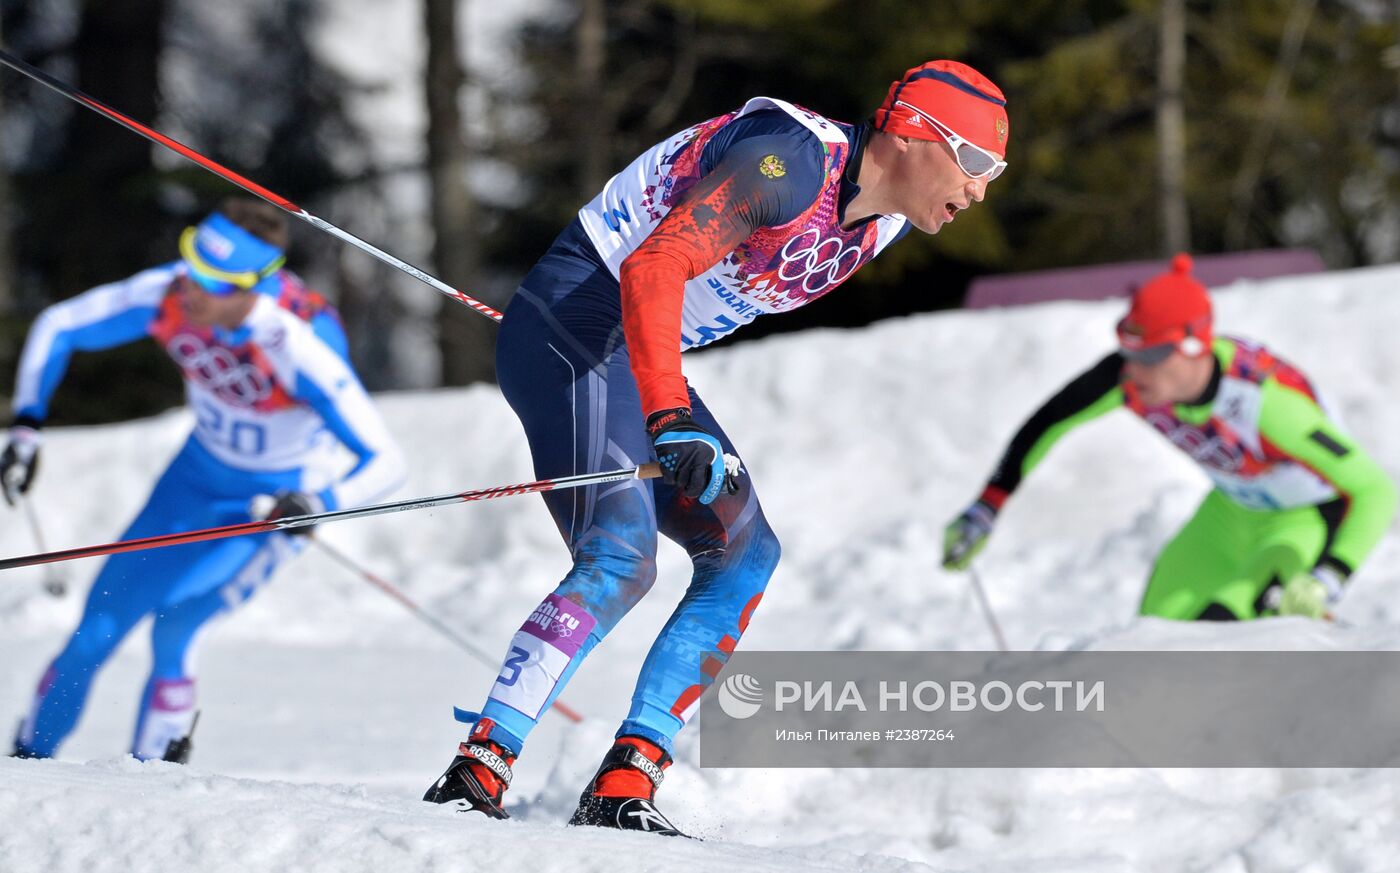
[692,514,781,584]
[563,544,659,622]
[597,549,658,598]
[747,518,781,580]
[150,616,199,674]
[56,612,124,668]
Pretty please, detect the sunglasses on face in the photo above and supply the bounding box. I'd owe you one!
[894,100,1007,181]
[181,271,239,297]
[178,225,285,295]
[1120,343,1178,367]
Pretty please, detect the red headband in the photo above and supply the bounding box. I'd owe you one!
[874,60,1009,155]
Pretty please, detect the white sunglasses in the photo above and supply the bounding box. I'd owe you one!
[894,100,1007,181]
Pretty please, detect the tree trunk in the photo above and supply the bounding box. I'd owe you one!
[0,13,15,314]
[425,0,493,385]
[575,0,608,197]
[1156,0,1191,256]
[1394,0,1400,101]
[1224,0,1317,250]
[34,0,167,299]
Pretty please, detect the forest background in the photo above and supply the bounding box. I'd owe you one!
[0,0,1395,421]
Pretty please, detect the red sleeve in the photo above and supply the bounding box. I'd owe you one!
[620,160,778,417]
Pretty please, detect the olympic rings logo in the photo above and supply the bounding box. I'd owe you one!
[165,333,273,406]
[1145,412,1244,472]
[777,229,864,295]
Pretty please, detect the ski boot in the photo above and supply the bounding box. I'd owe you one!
[422,719,515,819]
[568,736,688,837]
[9,720,40,759]
[9,741,41,759]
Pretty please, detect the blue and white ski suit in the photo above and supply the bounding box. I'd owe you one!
[13,263,404,759]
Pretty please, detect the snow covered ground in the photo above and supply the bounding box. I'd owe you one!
[4,265,1400,871]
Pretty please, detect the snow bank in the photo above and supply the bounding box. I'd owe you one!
[4,264,1400,871]
[0,755,931,873]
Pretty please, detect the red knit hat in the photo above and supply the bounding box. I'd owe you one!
[873,60,1009,154]
[1117,253,1213,361]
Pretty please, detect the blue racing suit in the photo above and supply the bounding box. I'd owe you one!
[475,99,908,755]
[12,263,405,759]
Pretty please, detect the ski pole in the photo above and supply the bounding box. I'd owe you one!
[0,463,662,572]
[3,467,68,596]
[19,497,67,597]
[968,565,1010,652]
[0,47,503,323]
[161,711,200,764]
[311,537,585,723]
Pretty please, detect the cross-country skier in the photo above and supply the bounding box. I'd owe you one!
[942,254,1396,622]
[422,60,1011,834]
[4,198,405,762]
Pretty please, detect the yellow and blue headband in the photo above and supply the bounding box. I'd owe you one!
[179,212,285,296]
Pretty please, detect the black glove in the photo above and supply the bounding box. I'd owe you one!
[1,423,42,507]
[260,490,323,537]
[646,407,741,505]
